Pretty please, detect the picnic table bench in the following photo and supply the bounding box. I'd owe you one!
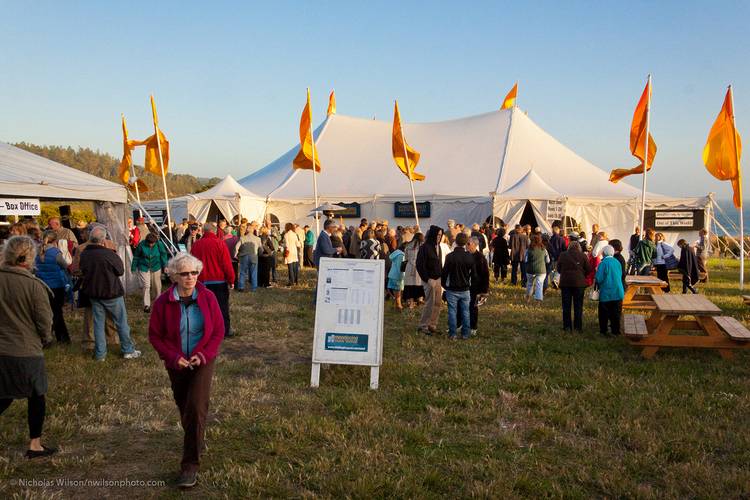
[742,295,750,306]
[625,294,750,359]
[623,275,668,310]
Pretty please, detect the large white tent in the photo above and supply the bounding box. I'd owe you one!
[139,174,266,224]
[240,107,710,245]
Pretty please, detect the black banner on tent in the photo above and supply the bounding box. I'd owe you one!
[394,201,431,219]
[336,202,361,218]
[643,209,704,231]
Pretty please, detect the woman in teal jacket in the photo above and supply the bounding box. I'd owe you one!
[131,232,169,312]
[595,245,624,336]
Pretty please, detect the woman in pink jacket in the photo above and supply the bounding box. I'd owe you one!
[149,252,224,489]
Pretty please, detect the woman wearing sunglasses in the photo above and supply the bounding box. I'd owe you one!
[148,252,225,489]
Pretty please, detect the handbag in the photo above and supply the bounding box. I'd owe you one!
[664,254,679,270]
[589,284,600,301]
[400,260,408,272]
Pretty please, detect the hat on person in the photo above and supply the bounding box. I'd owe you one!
[76,220,87,229]
[568,231,580,240]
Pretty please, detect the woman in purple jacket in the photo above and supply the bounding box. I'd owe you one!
[149,253,225,489]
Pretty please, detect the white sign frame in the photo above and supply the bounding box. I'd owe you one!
[546,199,566,221]
[0,198,41,216]
[311,258,385,389]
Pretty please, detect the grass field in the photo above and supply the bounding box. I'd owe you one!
[1,258,750,498]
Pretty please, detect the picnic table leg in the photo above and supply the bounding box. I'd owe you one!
[646,311,663,331]
[696,316,735,360]
[641,315,678,359]
[651,285,664,295]
[623,286,637,305]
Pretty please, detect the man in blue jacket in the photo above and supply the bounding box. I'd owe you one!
[312,219,341,304]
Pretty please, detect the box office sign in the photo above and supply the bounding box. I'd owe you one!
[311,258,385,389]
[0,198,41,216]
[644,209,705,230]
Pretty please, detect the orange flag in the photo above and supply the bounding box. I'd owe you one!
[609,80,657,183]
[293,88,322,172]
[141,95,170,176]
[392,101,424,181]
[327,90,336,115]
[117,115,149,193]
[703,87,743,208]
[501,83,518,110]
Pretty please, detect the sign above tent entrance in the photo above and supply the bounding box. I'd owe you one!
[546,200,566,222]
[0,198,40,216]
[336,202,361,218]
[644,209,705,230]
[394,201,430,219]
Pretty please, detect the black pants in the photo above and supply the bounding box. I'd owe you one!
[511,261,526,285]
[287,262,299,285]
[0,394,46,439]
[598,300,622,335]
[258,255,273,287]
[681,272,697,294]
[655,264,671,292]
[205,282,230,336]
[50,287,70,342]
[304,245,314,267]
[168,360,214,473]
[493,263,507,281]
[561,287,585,331]
[469,291,479,330]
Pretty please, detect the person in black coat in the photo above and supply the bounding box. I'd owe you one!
[610,239,628,291]
[468,237,490,335]
[416,225,443,335]
[677,239,699,294]
[491,228,510,282]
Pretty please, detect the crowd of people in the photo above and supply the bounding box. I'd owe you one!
[0,211,713,488]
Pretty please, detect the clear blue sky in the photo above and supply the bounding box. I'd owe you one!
[1,0,748,200]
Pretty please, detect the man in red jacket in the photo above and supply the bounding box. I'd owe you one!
[190,223,235,337]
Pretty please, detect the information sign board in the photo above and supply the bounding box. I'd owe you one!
[311,258,385,389]
[0,198,41,216]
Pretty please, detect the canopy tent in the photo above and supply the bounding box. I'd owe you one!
[139,175,266,224]
[0,141,127,203]
[239,107,710,246]
[0,141,137,289]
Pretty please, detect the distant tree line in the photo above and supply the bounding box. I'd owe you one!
[13,142,220,200]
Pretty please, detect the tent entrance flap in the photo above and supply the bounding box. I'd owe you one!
[519,201,538,229]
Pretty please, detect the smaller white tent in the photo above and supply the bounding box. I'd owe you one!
[139,175,266,224]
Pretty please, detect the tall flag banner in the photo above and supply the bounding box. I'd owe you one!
[501,83,518,110]
[117,116,149,192]
[293,89,322,171]
[392,101,425,181]
[703,87,743,208]
[327,90,336,115]
[609,80,657,183]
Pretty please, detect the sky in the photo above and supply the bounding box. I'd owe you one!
[1,0,748,200]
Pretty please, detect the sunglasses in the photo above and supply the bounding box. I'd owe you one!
[178,271,200,277]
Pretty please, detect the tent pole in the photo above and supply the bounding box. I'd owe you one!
[151,95,173,243]
[639,74,652,236]
[729,85,744,290]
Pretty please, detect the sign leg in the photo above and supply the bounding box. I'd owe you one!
[369,366,379,390]
[311,362,321,388]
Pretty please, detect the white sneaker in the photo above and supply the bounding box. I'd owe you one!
[123,350,142,360]
[470,329,477,337]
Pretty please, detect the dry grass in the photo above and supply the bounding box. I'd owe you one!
[1,258,750,497]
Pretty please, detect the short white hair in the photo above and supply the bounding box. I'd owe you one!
[602,245,615,257]
[165,252,203,278]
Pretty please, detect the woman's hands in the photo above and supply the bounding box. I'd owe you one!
[177,355,203,369]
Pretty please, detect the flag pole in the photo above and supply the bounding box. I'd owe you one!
[639,74,652,235]
[397,101,420,229]
[123,114,143,218]
[729,85,744,290]
[309,88,320,235]
[151,95,173,242]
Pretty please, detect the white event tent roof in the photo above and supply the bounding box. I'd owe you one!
[0,141,127,203]
[239,107,709,245]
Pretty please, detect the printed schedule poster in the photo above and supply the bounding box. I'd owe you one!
[312,258,385,367]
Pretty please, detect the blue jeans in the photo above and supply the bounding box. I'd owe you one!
[90,297,135,359]
[445,290,471,338]
[526,273,547,301]
[238,255,258,291]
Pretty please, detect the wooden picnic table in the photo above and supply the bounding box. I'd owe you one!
[623,275,668,310]
[625,294,750,359]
